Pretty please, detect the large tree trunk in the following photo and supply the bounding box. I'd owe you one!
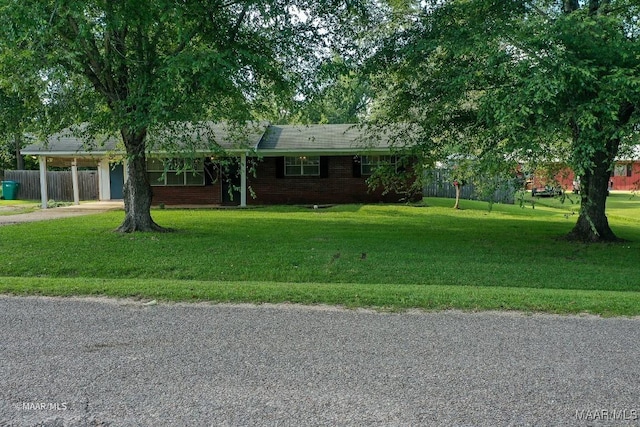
[567,142,618,242]
[116,128,168,233]
[14,133,24,170]
[562,0,615,242]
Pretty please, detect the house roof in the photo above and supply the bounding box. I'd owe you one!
[21,123,395,158]
[21,128,120,156]
[257,124,391,154]
[21,122,267,157]
[148,122,268,153]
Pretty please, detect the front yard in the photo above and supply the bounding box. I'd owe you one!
[0,195,638,316]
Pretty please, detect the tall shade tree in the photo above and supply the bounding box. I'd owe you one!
[0,0,369,231]
[367,0,640,241]
[293,65,372,124]
[0,88,29,171]
[0,71,43,171]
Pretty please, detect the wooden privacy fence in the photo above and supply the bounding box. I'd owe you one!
[4,170,99,201]
[423,169,516,204]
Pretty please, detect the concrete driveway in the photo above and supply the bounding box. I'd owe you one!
[0,201,123,226]
[1,296,639,426]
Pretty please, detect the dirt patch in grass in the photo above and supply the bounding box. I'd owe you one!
[0,205,38,216]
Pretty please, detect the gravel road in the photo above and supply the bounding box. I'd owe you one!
[1,296,639,426]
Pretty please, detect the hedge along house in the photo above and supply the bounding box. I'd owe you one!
[22,123,417,208]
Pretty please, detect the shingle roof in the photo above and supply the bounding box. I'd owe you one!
[21,122,268,156]
[21,128,120,155]
[21,123,395,157]
[257,124,389,152]
[148,122,267,152]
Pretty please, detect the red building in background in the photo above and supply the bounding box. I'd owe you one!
[551,161,640,192]
[529,146,640,193]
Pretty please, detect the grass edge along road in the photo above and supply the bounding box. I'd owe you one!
[1,195,639,317]
[2,276,640,317]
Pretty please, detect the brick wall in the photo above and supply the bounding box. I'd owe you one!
[148,155,415,206]
[247,156,407,205]
[151,184,221,205]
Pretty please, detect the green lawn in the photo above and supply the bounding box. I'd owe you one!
[0,188,40,215]
[0,203,40,215]
[1,194,639,316]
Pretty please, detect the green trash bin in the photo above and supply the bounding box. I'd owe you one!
[1,180,19,200]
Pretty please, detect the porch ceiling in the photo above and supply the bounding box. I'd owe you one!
[44,157,101,168]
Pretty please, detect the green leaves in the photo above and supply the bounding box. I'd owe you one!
[1,0,375,135]
[367,0,639,158]
[362,0,639,240]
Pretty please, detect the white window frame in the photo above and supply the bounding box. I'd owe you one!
[361,155,397,175]
[613,163,633,177]
[284,156,321,177]
[147,158,205,186]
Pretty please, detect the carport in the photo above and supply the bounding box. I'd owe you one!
[21,131,125,209]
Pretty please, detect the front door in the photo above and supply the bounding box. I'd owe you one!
[110,163,124,199]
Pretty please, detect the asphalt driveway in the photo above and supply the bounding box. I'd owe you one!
[1,296,639,426]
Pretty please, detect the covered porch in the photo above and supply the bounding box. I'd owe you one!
[24,155,126,209]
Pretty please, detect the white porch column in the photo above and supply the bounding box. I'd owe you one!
[97,160,111,201]
[123,159,129,184]
[71,158,80,205]
[240,153,247,207]
[39,156,48,209]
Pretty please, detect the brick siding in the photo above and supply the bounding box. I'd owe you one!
[247,156,407,205]
[149,155,414,206]
[151,184,222,205]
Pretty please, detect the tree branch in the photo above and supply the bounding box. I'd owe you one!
[63,14,123,107]
[229,4,249,43]
[563,0,579,14]
[526,3,552,19]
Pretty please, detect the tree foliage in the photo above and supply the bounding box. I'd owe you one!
[0,0,371,230]
[0,76,42,171]
[254,52,374,125]
[0,89,27,171]
[291,65,371,124]
[366,0,640,241]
